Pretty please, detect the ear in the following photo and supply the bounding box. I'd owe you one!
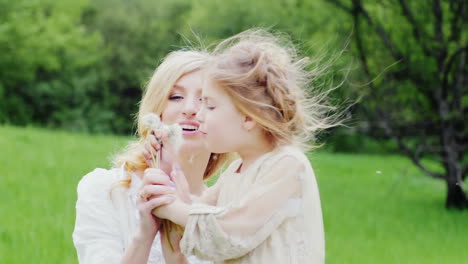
[243,116,256,131]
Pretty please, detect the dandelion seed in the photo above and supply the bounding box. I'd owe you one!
[162,123,183,153]
[141,113,162,133]
[141,113,184,154]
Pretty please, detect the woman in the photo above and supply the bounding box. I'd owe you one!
[73,50,230,264]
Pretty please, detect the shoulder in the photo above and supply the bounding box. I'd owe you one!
[225,159,242,173]
[77,168,123,201]
[254,146,314,184]
[264,146,310,170]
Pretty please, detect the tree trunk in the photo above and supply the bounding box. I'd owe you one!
[445,180,468,209]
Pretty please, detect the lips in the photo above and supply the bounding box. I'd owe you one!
[179,121,200,136]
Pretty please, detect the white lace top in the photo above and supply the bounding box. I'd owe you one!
[72,166,211,264]
[180,146,325,263]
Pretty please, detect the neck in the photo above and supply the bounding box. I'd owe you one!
[176,150,210,196]
[236,138,274,173]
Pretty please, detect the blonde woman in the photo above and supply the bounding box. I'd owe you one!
[73,50,229,264]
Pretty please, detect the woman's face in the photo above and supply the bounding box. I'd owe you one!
[161,70,207,154]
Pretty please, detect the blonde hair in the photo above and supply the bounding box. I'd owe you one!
[112,50,230,187]
[209,29,340,150]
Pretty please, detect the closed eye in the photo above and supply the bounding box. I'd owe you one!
[169,95,184,101]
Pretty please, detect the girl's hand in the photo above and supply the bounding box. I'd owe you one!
[135,168,177,238]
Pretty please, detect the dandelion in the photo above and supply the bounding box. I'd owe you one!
[141,113,184,252]
[142,113,162,133]
[162,123,183,153]
[141,114,184,167]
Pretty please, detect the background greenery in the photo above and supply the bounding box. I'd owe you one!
[1,0,354,135]
[2,125,467,263]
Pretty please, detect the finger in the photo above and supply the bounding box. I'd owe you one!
[140,195,175,213]
[144,140,160,168]
[148,134,161,152]
[154,131,163,142]
[143,168,176,186]
[159,132,171,151]
[141,184,176,198]
[143,149,153,168]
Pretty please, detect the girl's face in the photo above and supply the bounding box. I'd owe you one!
[161,70,207,153]
[196,80,251,154]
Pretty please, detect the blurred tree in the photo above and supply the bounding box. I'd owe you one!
[80,0,192,133]
[325,0,468,209]
[0,0,103,129]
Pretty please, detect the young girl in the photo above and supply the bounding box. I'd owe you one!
[153,29,336,263]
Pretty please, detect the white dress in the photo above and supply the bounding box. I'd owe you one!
[180,146,325,263]
[72,166,211,264]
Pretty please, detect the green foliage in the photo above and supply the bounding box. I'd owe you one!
[79,0,193,133]
[1,0,357,136]
[1,125,467,263]
[0,0,104,129]
[3,0,464,158]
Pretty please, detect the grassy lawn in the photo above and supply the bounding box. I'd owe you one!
[1,125,467,263]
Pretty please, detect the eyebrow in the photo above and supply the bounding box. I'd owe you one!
[173,84,185,90]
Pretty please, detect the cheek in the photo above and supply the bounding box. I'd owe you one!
[206,111,240,138]
[161,102,179,124]
[204,113,222,134]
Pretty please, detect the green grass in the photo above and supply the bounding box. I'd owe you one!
[1,125,467,263]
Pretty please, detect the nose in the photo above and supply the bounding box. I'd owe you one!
[196,106,205,123]
[182,96,199,117]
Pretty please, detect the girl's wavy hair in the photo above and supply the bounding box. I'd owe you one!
[111,50,231,188]
[208,29,342,151]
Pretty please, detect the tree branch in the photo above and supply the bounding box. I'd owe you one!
[388,68,439,112]
[448,0,466,41]
[325,0,404,61]
[433,0,444,45]
[324,0,353,13]
[443,46,467,112]
[353,5,373,86]
[432,0,447,71]
[463,164,467,181]
[380,117,445,180]
[398,0,433,57]
[351,0,404,61]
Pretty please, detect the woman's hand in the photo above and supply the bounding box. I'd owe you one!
[143,132,173,175]
[152,164,192,227]
[138,132,177,239]
[135,168,177,238]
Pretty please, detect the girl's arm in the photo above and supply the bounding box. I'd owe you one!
[153,166,223,264]
[155,155,306,261]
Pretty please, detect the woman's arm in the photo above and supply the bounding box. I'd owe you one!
[73,169,127,263]
[121,168,178,264]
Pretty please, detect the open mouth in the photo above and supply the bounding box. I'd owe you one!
[179,122,200,134]
[180,124,198,132]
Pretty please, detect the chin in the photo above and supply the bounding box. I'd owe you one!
[204,143,229,154]
[180,141,208,154]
